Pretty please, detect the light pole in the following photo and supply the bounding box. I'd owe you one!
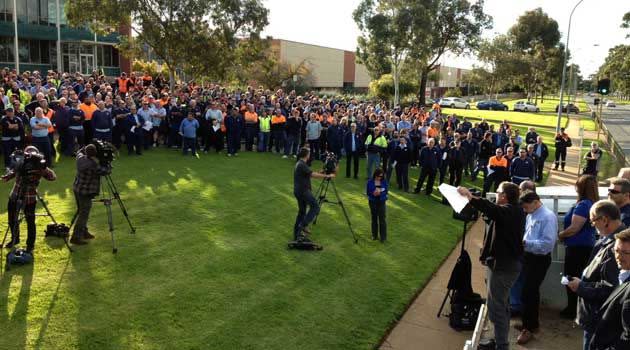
[556,0,585,133]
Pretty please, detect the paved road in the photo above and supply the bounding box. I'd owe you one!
[583,96,630,157]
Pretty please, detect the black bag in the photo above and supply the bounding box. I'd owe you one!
[6,248,34,268]
[45,223,70,238]
[449,291,484,331]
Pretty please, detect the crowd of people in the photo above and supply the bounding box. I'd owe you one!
[0,67,626,350]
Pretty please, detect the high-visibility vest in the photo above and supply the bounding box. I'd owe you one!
[117,78,130,93]
[43,108,55,133]
[259,116,271,132]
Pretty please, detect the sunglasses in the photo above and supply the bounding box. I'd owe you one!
[608,188,623,195]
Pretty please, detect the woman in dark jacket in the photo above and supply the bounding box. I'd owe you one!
[366,168,388,242]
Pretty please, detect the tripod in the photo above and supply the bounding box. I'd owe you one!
[313,176,359,243]
[1,192,72,253]
[437,220,472,318]
[71,173,135,254]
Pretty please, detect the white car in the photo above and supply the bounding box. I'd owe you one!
[439,97,470,109]
[513,101,540,112]
[606,100,616,107]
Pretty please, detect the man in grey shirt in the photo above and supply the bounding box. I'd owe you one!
[306,113,323,163]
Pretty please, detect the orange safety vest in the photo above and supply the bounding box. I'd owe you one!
[244,111,258,124]
[42,108,55,133]
[118,78,130,93]
[80,103,97,121]
[489,156,508,168]
[271,115,286,125]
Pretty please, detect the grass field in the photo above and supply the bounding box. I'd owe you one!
[442,107,568,128]
[0,148,478,350]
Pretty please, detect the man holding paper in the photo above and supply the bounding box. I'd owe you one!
[458,183,525,350]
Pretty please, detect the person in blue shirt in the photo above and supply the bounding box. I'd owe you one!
[515,191,559,344]
[558,175,600,319]
[30,107,53,166]
[67,99,85,155]
[125,105,145,156]
[179,112,200,157]
[92,101,113,143]
[367,168,388,242]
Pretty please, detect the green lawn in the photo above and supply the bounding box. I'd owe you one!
[581,139,621,181]
[443,107,568,129]
[0,148,473,350]
[580,116,598,132]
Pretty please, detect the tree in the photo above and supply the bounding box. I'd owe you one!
[368,73,418,101]
[354,0,431,106]
[66,0,269,89]
[622,11,630,38]
[599,45,630,99]
[406,0,492,105]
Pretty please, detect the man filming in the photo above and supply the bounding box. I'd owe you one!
[2,146,56,252]
[71,144,101,245]
[293,147,334,241]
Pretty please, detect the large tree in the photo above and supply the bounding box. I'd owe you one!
[66,0,269,88]
[599,45,630,99]
[622,11,630,38]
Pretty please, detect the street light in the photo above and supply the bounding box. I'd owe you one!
[556,0,585,133]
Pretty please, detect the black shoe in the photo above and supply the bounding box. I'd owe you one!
[70,236,87,245]
[4,239,19,249]
[84,231,95,240]
[559,307,576,319]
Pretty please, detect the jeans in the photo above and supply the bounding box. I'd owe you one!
[369,200,387,241]
[8,198,36,250]
[272,130,286,153]
[244,125,257,151]
[293,191,320,240]
[366,152,380,178]
[67,129,85,155]
[395,163,409,191]
[258,132,270,152]
[285,134,299,156]
[93,130,112,143]
[415,167,436,195]
[521,252,552,330]
[32,136,52,166]
[73,191,94,237]
[126,131,143,155]
[487,260,522,350]
[308,139,320,162]
[182,137,197,156]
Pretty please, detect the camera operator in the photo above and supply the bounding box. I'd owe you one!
[2,146,56,252]
[71,144,102,245]
[458,183,525,350]
[293,147,334,241]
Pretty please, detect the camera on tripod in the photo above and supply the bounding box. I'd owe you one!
[92,139,116,175]
[8,149,46,176]
[322,152,338,175]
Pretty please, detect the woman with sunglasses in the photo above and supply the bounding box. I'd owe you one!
[367,168,388,242]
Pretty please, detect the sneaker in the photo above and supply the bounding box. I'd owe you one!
[282,155,288,159]
[153,143,157,148]
[227,154,232,157]
[292,155,297,158]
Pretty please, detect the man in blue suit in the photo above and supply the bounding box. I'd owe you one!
[126,105,145,155]
[343,123,361,179]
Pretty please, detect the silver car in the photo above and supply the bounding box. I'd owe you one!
[513,101,540,112]
[439,97,470,109]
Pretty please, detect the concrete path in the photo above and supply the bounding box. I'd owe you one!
[380,115,590,350]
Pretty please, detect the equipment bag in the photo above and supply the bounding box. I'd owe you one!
[6,248,34,269]
[449,291,484,331]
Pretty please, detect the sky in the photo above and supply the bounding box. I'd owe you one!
[261,0,630,77]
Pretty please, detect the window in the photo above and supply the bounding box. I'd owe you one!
[16,0,26,23]
[112,47,118,66]
[39,0,48,25]
[27,0,38,24]
[40,40,49,63]
[0,36,14,63]
[18,39,29,62]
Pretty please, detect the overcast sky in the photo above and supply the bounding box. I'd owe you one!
[262,0,630,77]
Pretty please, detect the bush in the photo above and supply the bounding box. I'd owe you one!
[369,74,418,101]
[444,87,463,98]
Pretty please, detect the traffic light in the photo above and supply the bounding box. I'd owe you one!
[597,78,611,95]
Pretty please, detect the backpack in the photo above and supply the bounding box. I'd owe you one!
[449,291,484,331]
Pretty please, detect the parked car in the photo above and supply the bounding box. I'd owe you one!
[439,97,470,109]
[476,100,508,111]
[513,101,540,112]
[606,100,616,107]
[555,103,580,114]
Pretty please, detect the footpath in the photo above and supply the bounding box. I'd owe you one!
[380,115,588,350]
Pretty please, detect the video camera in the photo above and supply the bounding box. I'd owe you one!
[9,148,46,177]
[322,152,338,175]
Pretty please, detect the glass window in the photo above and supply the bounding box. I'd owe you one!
[0,36,10,62]
[112,46,119,67]
[50,42,56,67]
[18,39,29,62]
[27,0,38,24]
[30,40,40,63]
[59,0,66,25]
[16,0,26,23]
[47,0,55,24]
[97,45,103,66]
[40,40,49,64]
[39,0,48,25]
[103,45,112,66]
[0,0,5,22]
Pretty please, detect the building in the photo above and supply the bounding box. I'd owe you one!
[425,64,472,98]
[270,39,371,90]
[0,0,130,76]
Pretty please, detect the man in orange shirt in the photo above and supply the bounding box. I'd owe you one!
[243,103,258,151]
[270,109,287,156]
[483,148,508,197]
[79,95,97,142]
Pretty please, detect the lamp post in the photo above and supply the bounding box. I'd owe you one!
[556,0,585,132]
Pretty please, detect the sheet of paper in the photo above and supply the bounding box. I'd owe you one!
[438,183,470,213]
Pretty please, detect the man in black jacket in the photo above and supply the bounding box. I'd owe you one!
[284,109,302,158]
[567,200,625,349]
[413,138,440,196]
[458,183,525,350]
[473,132,493,181]
[588,229,630,350]
[448,140,466,186]
[393,135,411,191]
[532,136,549,182]
[343,123,361,179]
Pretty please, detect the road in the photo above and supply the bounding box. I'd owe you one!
[583,96,630,158]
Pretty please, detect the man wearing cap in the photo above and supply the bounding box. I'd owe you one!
[2,146,56,252]
[0,107,24,168]
[514,191,558,344]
